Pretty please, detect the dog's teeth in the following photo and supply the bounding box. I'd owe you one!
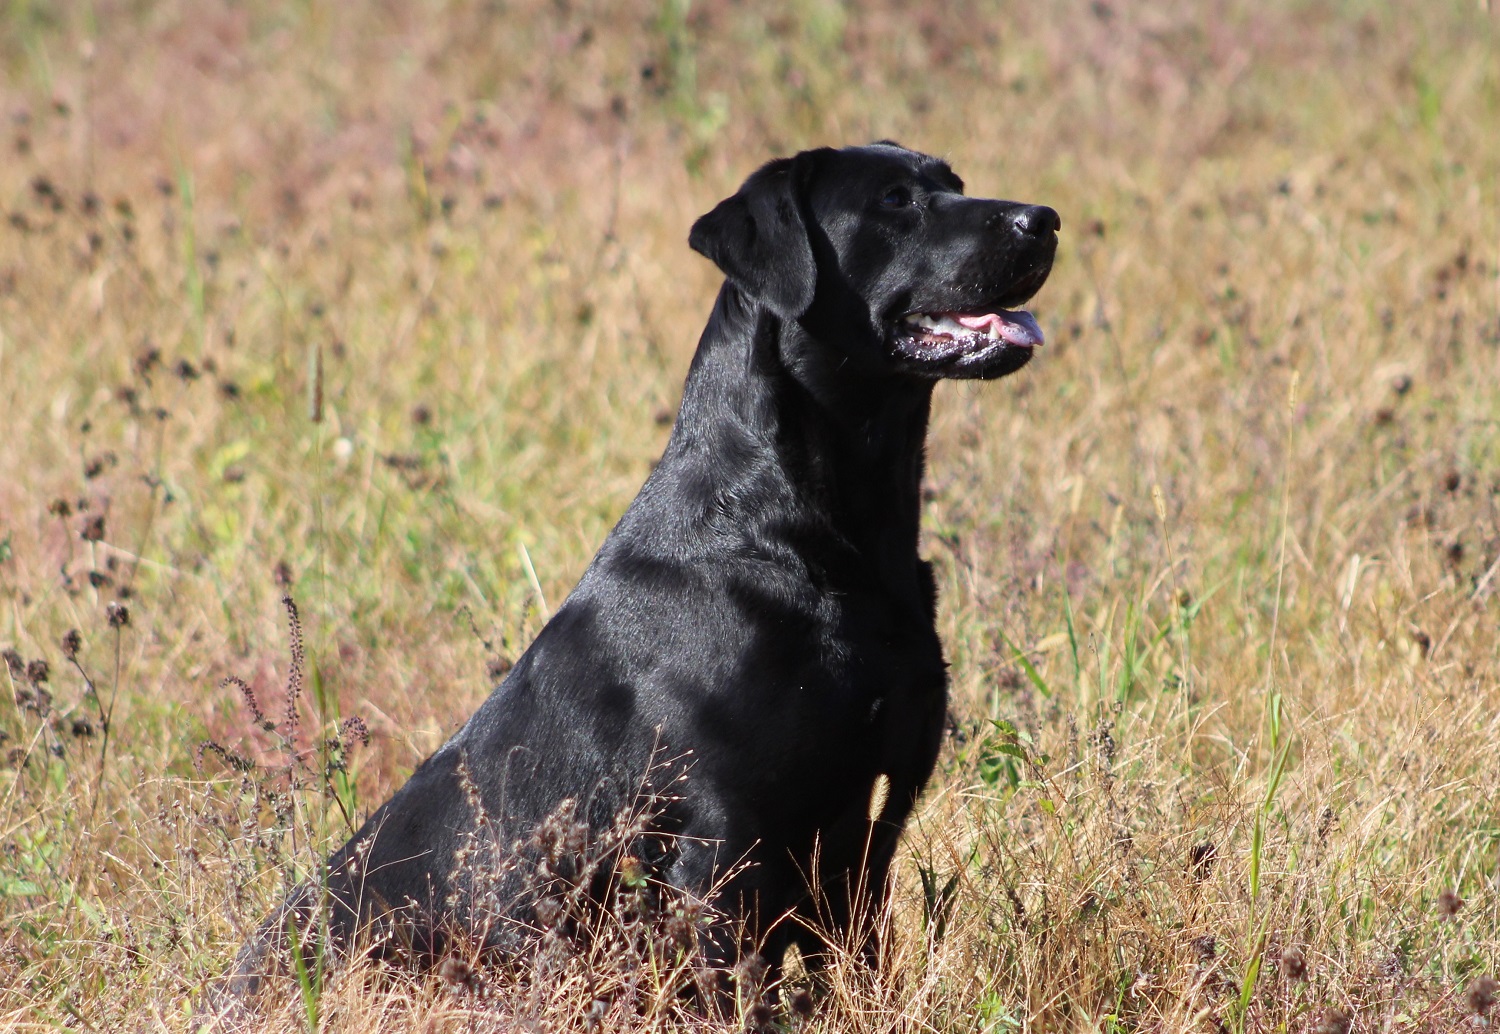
[902,313,998,338]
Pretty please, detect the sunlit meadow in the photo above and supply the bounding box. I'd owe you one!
[1,1,1498,1030]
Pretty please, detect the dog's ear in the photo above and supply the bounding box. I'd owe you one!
[689,153,821,320]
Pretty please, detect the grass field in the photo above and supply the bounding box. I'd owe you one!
[2,0,1499,1030]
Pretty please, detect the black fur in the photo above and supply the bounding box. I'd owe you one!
[218,142,1057,1005]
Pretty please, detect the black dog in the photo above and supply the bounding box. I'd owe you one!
[221,141,1057,1004]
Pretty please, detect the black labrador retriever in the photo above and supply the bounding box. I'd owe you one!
[219,141,1057,1007]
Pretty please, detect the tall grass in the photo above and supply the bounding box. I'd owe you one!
[1,0,1497,1030]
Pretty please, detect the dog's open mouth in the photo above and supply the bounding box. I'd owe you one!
[890,308,1043,377]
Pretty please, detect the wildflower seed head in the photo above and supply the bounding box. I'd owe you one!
[789,988,814,1018]
[339,715,369,749]
[619,854,647,888]
[134,345,161,377]
[1437,889,1464,919]
[1280,944,1308,981]
[438,955,476,991]
[25,659,49,685]
[83,452,115,479]
[1313,1007,1351,1034]
[81,515,105,542]
[2,649,23,680]
[223,675,269,730]
[71,716,94,737]
[561,820,587,860]
[61,630,81,660]
[1469,976,1499,1015]
[1378,946,1406,979]
[534,897,563,929]
[280,595,304,732]
[106,602,130,628]
[661,908,696,951]
[734,953,767,989]
[746,1002,773,1031]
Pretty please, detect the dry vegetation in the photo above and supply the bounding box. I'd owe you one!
[1,0,1498,1030]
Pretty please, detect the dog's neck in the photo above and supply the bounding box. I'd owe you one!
[636,282,937,589]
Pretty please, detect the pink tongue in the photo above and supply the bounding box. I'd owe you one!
[953,310,1044,347]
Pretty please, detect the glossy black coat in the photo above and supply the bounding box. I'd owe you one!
[222,141,1057,1001]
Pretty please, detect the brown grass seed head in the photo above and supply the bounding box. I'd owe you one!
[438,955,479,992]
[746,1001,774,1030]
[1280,944,1308,981]
[1437,889,1464,919]
[1470,976,1499,1015]
[1313,1007,1352,1034]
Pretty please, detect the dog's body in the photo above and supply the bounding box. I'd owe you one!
[222,142,1057,1002]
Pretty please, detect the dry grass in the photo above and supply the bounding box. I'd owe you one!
[1,0,1498,1030]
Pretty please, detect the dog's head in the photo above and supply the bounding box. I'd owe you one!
[690,142,1058,381]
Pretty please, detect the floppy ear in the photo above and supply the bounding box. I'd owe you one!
[688,154,819,320]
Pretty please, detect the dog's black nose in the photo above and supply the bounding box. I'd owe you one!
[1012,205,1061,237]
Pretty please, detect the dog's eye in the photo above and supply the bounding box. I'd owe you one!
[878,187,913,209]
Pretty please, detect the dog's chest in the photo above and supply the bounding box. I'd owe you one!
[819,590,947,744]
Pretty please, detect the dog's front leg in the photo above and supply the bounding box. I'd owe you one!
[661,827,785,1016]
